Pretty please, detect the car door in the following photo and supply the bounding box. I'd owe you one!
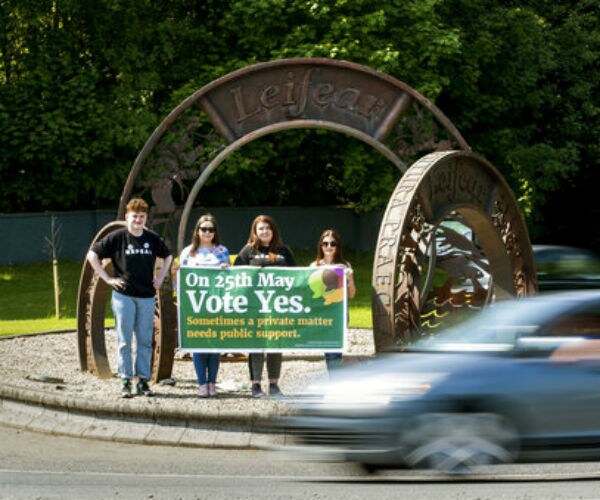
[515,302,600,446]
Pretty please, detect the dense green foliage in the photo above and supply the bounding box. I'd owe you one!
[1,1,598,245]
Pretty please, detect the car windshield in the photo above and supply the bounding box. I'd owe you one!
[407,297,575,352]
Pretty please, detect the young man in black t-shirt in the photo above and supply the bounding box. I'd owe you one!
[86,198,172,398]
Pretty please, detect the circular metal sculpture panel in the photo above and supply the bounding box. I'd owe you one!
[372,150,537,350]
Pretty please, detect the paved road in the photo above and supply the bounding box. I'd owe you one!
[3,425,600,500]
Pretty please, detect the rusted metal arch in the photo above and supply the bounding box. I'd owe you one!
[372,150,538,350]
[117,58,470,218]
[78,58,476,379]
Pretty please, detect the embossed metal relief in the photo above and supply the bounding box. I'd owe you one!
[373,151,537,350]
[117,58,469,223]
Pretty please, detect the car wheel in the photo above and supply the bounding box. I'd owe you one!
[401,412,519,473]
[358,462,380,474]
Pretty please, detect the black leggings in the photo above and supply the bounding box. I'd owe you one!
[248,353,282,381]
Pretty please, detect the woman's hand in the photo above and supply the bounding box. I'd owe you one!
[171,261,180,277]
[346,267,356,300]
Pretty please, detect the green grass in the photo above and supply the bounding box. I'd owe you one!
[0,250,374,336]
[1,260,80,335]
[0,260,116,336]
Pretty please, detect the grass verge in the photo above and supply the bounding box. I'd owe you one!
[0,250,373,336]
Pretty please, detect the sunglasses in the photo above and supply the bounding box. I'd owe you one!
[321,241,337,247]
[199,227,216,233]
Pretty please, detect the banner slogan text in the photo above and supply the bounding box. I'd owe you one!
[177,266,346,352]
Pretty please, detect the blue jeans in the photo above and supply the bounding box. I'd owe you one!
[111,291,155,381]
[193,353,220,384]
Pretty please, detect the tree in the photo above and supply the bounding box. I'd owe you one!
[435,0,600,242]
[1,0,598,250]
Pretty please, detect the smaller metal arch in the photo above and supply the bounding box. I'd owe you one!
[372,150,537,350]
[77,221,126,378]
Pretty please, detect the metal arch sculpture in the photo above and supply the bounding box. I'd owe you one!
[372,150,538,350]
[116,58,470,223]
[77,58,531,380]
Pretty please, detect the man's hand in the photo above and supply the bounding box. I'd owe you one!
[108,277,126,290]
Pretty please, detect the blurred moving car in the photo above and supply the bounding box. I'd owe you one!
[533,245,600,290]
[278,291,600,473]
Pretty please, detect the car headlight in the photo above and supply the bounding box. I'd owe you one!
[310,373,444,408]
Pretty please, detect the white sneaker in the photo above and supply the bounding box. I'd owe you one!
[208,383,217,397]
[199,384,209,398]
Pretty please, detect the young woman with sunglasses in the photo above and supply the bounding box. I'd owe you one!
[234,215,296,398]
[176,214,230,397]
[310,229,356,371]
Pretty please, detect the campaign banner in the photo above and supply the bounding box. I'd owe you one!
[177,266,346,352]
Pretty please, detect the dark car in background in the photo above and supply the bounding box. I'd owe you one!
[533,245,600,290]
[278,291,600,473]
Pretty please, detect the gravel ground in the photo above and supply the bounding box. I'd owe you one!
[0,328,375,416]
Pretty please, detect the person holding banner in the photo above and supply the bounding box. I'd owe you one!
[310,229,356,371]
[234,214,296,398]
[175,214,230,398]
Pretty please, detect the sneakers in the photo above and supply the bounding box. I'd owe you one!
[121,377,153,397]
[251,383,264,398]
[208,383,217,397]
[136,379,154,397]
[121,378,132,398]
[269,383,284,398]
[251,382,283,398]
[198,384,209,398]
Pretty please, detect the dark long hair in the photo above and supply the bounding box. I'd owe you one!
[315,229,348,265]
[247,214,284,250]
[190,214,221,255]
